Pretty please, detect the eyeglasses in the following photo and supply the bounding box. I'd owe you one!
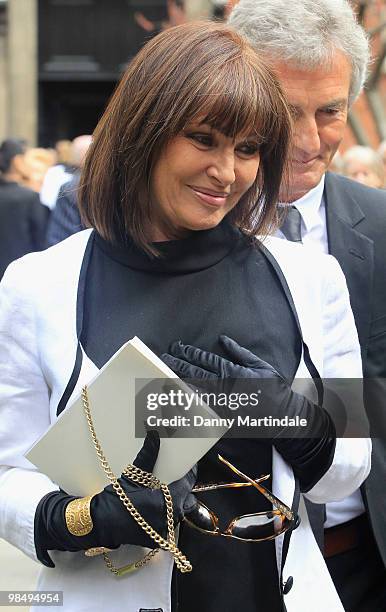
[184,454,299,542]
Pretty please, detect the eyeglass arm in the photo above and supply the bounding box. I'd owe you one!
[217,454,294,521]
[193,474,270,493]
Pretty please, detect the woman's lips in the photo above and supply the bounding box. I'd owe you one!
[189,186,229,207]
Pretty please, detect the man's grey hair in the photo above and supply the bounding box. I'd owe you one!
[228,0,370,105]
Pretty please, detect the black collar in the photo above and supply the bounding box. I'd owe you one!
[94,220,243,275]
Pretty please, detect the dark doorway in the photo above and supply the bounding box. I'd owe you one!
[38,0,171,146]
[39,80,116,146]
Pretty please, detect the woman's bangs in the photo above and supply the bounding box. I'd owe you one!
[187,63,269,140]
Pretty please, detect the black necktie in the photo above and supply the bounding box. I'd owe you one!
[280,206,303,243]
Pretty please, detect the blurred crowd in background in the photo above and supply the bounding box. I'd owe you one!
[0,134,91,278]
[331,144,386,189]
[0,0,385,280]
[1,131,386,282]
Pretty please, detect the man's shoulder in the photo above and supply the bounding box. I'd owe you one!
[325,172,386,217]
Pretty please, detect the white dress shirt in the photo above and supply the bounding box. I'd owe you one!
[40,164,73,210]
[277,175,366,528]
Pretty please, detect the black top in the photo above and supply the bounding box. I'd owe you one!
[81,221,301,611]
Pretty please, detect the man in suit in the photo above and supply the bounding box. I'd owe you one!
[230,1,386,609]
[0,139,49,279]
[46,174,83,247]
[46,135,92,247]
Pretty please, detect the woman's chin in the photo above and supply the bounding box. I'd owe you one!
[182,212,228,232]
[152,211,229,240]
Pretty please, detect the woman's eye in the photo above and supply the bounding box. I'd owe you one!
[237,143,260,156]
[187,133,213,147]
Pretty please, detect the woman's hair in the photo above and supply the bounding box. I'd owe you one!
[229,0,369,105]
[79,21,291,252]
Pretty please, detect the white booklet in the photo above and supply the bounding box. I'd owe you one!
[26,337,227,496]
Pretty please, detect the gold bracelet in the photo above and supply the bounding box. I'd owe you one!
[65,495,95,536]
[84,547,112,557]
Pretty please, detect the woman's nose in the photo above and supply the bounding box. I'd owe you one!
[206,150,236,186]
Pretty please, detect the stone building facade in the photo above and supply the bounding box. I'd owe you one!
[0,0,384,149]
[0,0,212,146]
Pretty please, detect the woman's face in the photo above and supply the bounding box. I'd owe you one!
[149,120,261,240]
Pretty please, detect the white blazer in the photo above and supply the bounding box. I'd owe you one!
[0,230,371,612]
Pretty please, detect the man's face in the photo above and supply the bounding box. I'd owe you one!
[271,52,352,202]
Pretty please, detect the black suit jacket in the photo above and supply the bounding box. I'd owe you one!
[46,174,83,247]
[324,172,386,565]
[0,179,49,279]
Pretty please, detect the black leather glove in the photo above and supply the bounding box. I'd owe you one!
[162,336,336,492]
[35,431,197,567]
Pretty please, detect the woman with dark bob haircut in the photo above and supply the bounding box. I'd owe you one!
[0,21,370,612]
[79,21,289,249]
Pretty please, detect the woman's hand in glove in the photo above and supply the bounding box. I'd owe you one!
[162,334,298,428]
[162,336,336,492]
[162,334,280,381]
[88,431,197,550]
[35,431,197,567]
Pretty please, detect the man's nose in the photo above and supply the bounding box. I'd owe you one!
[293,116,321,159]
[207,150,236,185]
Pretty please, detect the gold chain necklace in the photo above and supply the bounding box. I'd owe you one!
[81,385,192,576]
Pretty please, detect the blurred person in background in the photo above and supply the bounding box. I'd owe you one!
[55,139,73,167]
[329,151,344,176]
[134,0,185,34]
[46,136,92,246]
[23,147,56,193]
[377,140,386,183]
[40,135,92,210]
[211,0,239,20]
[342,146,385,189]
[0,137,28,184]
[211,0,228,20]
[0,138,49,279]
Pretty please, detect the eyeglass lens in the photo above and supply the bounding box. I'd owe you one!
[185,502,289,541]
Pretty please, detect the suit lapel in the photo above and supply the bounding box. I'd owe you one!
[325,173,374,356]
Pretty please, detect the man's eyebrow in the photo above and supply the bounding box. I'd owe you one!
[319,99,348,110]
[287,99,348,114]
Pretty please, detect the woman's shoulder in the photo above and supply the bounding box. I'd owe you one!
[44,227,93,259]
